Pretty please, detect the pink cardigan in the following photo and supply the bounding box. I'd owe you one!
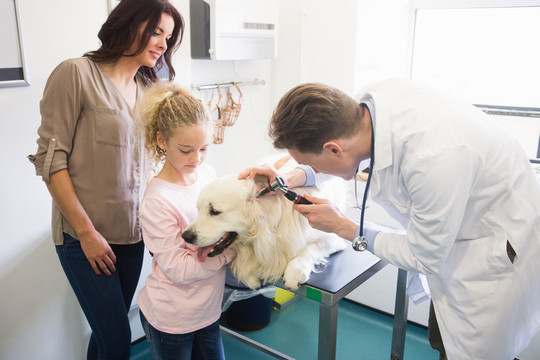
[137,164,234,334]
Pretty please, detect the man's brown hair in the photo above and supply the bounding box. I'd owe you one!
[269,83,362,154]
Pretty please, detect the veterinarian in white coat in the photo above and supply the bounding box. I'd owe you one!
[245,78,540,360]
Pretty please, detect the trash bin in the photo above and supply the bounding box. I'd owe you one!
[222,269,276,331]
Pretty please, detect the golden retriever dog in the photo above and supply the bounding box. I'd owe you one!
[181,159,347,290]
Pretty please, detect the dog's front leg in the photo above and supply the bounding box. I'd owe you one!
[231,252,263,290]
[242,276,263,290]
[230,267,262,289]
[283,238,336,290]
[283,257,312,290]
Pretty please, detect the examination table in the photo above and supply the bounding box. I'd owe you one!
[220,245,409,360]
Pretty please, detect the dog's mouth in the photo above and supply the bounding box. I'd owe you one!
[197,232,238,262]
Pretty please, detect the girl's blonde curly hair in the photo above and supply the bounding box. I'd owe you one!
[138,83,211,164]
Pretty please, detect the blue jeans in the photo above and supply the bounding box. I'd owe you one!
[56,233,144,360]
[140,310,226,360]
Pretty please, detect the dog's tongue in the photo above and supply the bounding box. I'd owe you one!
[197,245,215,262]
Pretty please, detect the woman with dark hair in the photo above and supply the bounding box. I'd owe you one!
[85,0,184,84]
[28,0,184,358]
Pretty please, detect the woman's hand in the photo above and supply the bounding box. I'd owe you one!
[293,194,357,241]
[46,169,117,276]
[78,229,117,276]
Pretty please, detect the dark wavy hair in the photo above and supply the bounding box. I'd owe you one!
[84,0,184,85]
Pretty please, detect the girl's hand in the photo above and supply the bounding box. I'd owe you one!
[78,230,117,276]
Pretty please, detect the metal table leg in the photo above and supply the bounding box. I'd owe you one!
[318,302,338,360]
[220,326,295,360]
[390,268,409,360]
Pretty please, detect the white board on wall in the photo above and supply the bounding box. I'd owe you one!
[0,0,28,87]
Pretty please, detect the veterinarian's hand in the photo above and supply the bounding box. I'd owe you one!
[239,165,307,189]
[238,164,279,181]
[239,164,282,198]
[78,230,117,276]
[294,194,357,241]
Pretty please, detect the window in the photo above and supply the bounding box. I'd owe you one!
[410,0,540,117]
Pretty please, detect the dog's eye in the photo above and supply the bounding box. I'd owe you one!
[209,205,221,216]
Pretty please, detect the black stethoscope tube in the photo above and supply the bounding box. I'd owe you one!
[359,124,375,238]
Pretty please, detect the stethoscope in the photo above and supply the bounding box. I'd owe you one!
[352,119,375,252]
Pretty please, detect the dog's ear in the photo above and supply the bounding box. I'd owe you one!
[254,175,270,189]
[245,175,270,199]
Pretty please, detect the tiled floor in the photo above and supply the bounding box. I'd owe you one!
[131,298,438,359]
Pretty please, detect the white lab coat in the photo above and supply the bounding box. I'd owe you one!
[357,79,540,360]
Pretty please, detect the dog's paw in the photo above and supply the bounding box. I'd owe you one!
[243,276,262,290]
[283,259,311,290]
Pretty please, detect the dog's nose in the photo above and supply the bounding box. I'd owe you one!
[181,229,196,244]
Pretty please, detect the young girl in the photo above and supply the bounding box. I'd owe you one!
[137,84,234,359]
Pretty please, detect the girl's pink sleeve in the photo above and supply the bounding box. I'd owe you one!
[140,197,229,284]
[221,248,236,264]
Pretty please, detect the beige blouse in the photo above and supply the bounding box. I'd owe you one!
[28,57,147,245]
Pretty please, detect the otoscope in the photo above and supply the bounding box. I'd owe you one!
[256,177,313,205]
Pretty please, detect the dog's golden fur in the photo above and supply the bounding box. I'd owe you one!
[182,166,346,290]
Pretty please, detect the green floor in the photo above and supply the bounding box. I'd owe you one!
[131,298,438,360]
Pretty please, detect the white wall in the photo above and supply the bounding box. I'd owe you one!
[1,1,108,359]
[2,0,539,359]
